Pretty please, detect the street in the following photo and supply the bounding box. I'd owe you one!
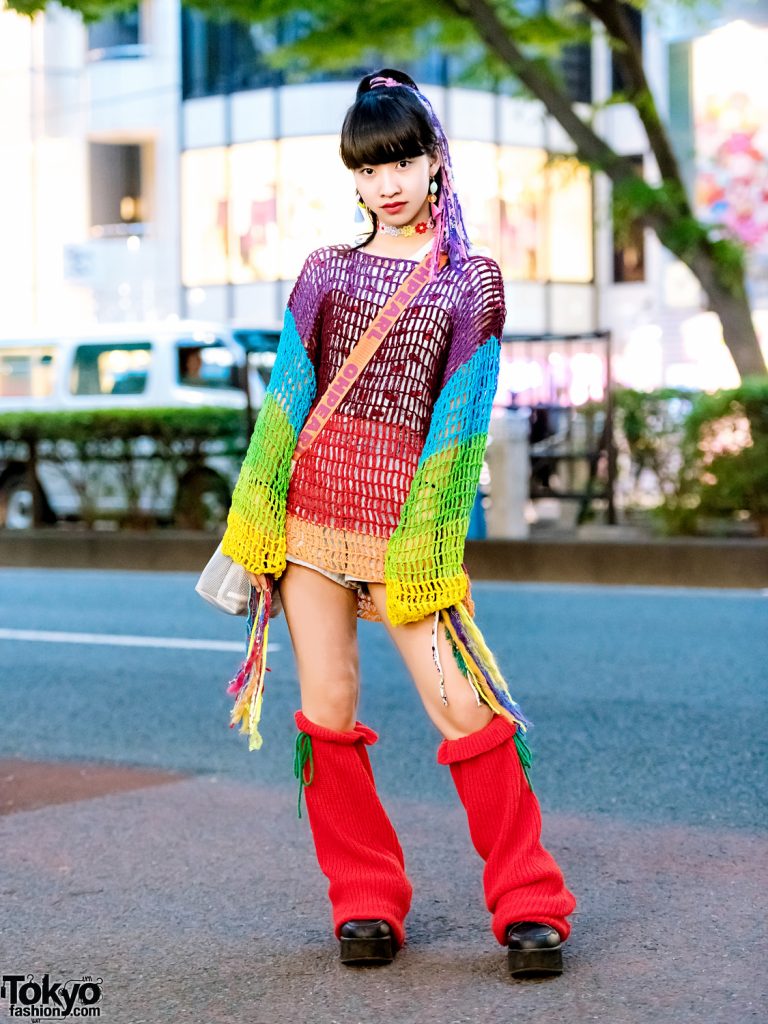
[1,567,766,1023]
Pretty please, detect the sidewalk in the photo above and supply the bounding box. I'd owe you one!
[2,766,765,1024]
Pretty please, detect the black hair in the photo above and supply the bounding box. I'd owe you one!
[339,68,442,251]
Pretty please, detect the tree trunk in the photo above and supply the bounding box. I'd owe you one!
[700,281,766,380]
[680,245,765,378]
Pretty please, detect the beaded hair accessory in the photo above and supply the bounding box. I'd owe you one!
[369,74,472,282]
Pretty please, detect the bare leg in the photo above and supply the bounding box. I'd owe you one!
[277,564,413,951]
[365,583,494,740]
[365,583,575,954]
[277,561,360,731]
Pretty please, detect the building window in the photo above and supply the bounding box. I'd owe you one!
[560,41,592,104]
[181,147,230,286]
[228,142,279,283]
[613,155,646,282]
[547,157,594,282]
[667,40,695,199]
[87,10,141,54]
[560,11,592,104]
[181,10,286,98]
[499,148,593,283]
[181,10,448,99]
[613,219,645,282]
[275,137,350,279]
[691,23,768,261]
[89,143,146,237]
[452,141,500,256]
[611,3,643,95]
[181,137,358,286]
[181,139,594,286]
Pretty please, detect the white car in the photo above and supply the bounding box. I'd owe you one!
[0,321,265,529]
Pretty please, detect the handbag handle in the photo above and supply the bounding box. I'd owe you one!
[290,249,447,474]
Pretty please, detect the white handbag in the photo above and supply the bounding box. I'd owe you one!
[195,540,251,616]
[195,540,284,618]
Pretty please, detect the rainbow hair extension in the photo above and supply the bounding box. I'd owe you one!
[226,583,273,750]
[440,602,534,786]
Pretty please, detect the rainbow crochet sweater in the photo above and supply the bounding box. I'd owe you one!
[221,242,505,628]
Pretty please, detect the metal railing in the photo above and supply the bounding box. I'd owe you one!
[498,329,616,525]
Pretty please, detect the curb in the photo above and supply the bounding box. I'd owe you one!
[464,536,768,589]
[1,530,767,589]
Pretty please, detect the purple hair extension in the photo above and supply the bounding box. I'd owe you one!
[370,75,473,282]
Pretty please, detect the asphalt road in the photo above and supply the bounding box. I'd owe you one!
[1,567,766,1023]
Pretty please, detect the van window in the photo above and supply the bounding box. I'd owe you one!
[0,348,56,398]
[176,341,236,389]
[70,342,151,396]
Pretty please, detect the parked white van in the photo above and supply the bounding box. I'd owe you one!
[0,321,265,528]
[0,320,265,411]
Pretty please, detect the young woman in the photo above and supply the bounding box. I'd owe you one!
[220,68,576,976]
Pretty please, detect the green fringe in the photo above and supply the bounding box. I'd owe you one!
[444,620,533,788]
[514,730,534,791]
[444,625,470,678]
[293,731,314,819]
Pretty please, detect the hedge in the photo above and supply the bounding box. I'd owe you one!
[0,407,248,529]
[614,379,768,536]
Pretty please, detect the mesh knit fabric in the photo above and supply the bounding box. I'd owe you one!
[221,243,504,627]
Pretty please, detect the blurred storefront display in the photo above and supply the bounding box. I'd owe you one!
[179,138,593,289]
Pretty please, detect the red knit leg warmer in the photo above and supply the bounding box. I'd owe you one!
[437,714,576,946]
[294,709,413,949]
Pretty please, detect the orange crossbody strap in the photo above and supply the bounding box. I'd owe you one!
[290,250,448,471]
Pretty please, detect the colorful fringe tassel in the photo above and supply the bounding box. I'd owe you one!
[441,603,534,787]
[226,583,272,751]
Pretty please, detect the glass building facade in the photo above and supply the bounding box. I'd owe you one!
[180,9,595,291]
[180,10,591,101]
[181,138,593,288]
[180,11,453,99]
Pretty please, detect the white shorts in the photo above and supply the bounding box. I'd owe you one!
[284,553,372,591]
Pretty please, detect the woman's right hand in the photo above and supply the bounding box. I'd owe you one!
[246,570,269,592]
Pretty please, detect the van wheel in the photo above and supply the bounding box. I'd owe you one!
[0,475,57,529]
[174,470,230,531]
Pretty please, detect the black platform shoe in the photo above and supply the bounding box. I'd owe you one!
[339,919,396,965]
[506,921,563,978]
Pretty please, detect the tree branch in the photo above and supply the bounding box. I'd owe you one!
[440,0,638,183]
[579,0,688,195]
[437,0,741,294]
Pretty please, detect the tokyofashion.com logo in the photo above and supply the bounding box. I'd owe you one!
[0,974,103,1018]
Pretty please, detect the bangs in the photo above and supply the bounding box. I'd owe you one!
[339,93,433,169]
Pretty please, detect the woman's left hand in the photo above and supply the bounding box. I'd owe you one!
[247,571,269,592]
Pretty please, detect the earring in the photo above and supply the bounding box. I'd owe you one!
[427,177,438,204]
[354,190,370,226]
